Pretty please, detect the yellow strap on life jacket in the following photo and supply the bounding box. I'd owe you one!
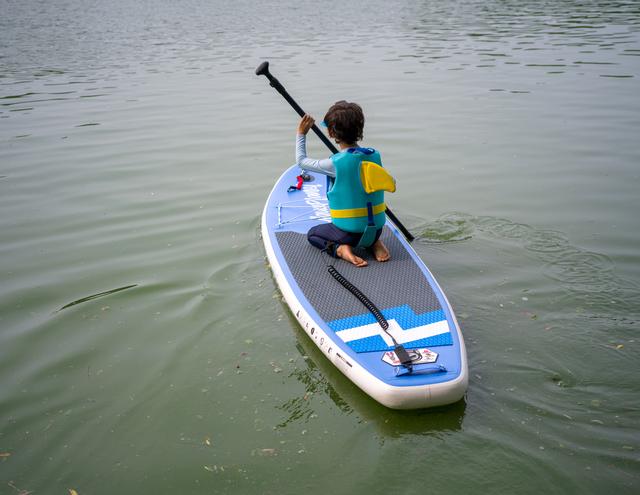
[330,202,386,219]
[360,161,396,194]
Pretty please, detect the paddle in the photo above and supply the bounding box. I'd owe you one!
[255,61,415,243]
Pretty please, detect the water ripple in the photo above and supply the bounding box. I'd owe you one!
[419,212,640,319]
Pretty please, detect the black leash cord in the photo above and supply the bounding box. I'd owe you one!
[323,250,414,371]
[327,264,389,331]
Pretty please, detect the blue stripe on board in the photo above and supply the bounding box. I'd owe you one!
[347,333,453,353]
[327,306,446,332]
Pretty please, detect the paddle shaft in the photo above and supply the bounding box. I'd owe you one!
[255,61,414,242]
[257,64,339,154]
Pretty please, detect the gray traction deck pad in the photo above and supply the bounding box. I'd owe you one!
[275,228,442,323]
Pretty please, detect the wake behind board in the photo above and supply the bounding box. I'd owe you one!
[262,166,468,409]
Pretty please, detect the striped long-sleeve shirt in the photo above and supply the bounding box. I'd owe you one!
[295,133,335,177]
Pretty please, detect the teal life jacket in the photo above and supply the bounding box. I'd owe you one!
[327,148,390,243]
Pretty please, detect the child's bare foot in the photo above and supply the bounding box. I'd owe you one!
[372,239,390,262]
[336,244,368,267]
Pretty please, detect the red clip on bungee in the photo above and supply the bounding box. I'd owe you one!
[287,175,304,192]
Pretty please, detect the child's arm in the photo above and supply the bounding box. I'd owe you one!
[296,115,335,177]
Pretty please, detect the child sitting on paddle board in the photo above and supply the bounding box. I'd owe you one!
[296,101,395,267]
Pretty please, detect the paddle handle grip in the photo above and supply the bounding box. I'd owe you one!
[257,63,338,154]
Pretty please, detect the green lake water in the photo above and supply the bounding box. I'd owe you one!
[1,0,639,493]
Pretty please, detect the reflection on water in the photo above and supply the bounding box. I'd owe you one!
[279,321,465,438]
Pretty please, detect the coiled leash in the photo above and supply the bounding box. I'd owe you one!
[321,245,414,372]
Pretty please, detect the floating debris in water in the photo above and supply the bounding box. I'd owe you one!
[57,284,138,312]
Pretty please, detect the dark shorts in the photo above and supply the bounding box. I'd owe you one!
[307,223,382,257]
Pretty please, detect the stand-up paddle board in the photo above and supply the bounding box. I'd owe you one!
[262,165,468,409]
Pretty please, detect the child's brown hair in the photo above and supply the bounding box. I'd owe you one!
[323,101,364,145]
